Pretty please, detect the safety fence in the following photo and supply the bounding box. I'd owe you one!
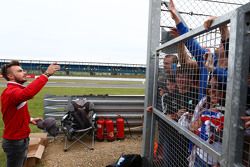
[44,95,144,132]
[143,0,250,167]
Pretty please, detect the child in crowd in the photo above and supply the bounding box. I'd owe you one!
[189,75,226,167]
[160,76,178,114]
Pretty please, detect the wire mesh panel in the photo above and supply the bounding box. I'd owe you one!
[242,71,250,166]
[153,117,190,167]
[160,0,249,30]
[154,28,227,166]
[243,131,250,166]
[145,1,250,167]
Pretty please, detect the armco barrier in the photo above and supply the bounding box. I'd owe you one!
[44,95,145,130]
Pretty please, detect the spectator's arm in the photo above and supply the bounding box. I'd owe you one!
[12,63,60,104]
[176,23,207,64]
[203,16,229,41]
[178,42,198,68]
[219,25,230,41]
[169,0,181,25]
[203,16,217,30]
[147,106,153,112]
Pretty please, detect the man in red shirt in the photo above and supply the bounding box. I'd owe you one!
[1,60,60,167]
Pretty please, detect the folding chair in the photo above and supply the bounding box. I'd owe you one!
[61,98,96,151]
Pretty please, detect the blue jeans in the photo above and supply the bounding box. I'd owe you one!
[2,138,29,167]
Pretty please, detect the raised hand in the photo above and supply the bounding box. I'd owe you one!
[169,27,179,38]
[45,63,61,77]
[169,0,180,24]
[203,16,217,30]
[203,52,214,72]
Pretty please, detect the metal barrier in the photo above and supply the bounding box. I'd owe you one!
[44,95,144,129]
[143,0,250,167]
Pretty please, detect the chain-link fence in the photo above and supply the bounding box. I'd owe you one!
[160,0,249,29]
[143,0,250,167]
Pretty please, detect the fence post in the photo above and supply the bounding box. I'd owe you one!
[221,3,250,167]
[142,0,161,166]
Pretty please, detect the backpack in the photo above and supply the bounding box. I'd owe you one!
[106,154,142,167]
[62,98,94,133]
[70,99,94,129]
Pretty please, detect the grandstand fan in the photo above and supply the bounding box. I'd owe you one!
[1,60,60,167]
[163,54,178,75]
[158,54,178,96]
[174,67,198,117]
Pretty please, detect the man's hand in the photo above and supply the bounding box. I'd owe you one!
[169,27,179,38]
[241,116,250,128]
[219,25,230,41]
[204,16,229,41]
[176,109,186,118]
[203,52,214,72]
[189,120,202,132]
[30,117,42,125]
[146,106,153,112]
[44,63,60,77]
[169,0,180,24]
[203,16,217,30]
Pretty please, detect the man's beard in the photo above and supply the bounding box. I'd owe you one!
[14,77,27,84]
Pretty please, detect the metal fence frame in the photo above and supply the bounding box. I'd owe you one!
[142,1,250,167]
[142,0,161,166]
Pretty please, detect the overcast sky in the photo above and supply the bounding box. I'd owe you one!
[0,0,149,64]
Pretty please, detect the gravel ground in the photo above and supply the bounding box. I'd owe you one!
[40,134,142,167]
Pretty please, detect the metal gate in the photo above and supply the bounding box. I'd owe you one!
[142,0,250,166]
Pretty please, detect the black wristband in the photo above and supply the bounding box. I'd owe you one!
[44,71,51,77]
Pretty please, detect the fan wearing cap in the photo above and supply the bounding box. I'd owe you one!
[0,60,60,167]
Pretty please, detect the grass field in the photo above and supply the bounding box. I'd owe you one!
[0,81,145,167]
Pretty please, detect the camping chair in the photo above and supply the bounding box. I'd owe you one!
[61,97,96,151]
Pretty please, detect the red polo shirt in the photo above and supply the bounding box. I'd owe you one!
[1,75,48,140]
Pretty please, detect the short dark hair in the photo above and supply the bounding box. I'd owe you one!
[164,54,178,64]
[1,60,20,81]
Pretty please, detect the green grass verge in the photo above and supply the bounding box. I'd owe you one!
[0,86,144,167]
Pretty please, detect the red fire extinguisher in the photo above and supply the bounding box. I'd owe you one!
[116,116,125,140]
[105,118,115,141]
[96,118,105,141]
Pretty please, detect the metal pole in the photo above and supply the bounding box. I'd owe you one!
[142,0,161,166]
[221,2,250,167]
